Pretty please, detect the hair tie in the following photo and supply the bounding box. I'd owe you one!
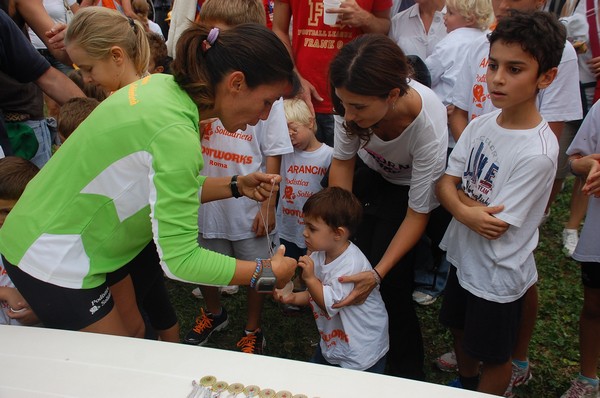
[201,27,220,53]
[128,17,135,28]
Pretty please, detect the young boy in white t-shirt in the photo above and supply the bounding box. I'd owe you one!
[277,98,333,261]
[425,0,493,107]
[276,187,389,372]
[436,11,563,395]
[0,157,40,326]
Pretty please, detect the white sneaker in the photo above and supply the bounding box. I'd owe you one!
[412,290,437,305]
[435,350,458,372]
[220,285,239,295]
[191,287,203,299]
[560,376,599,398]
[562,228,579,257]
[191,285,239,299]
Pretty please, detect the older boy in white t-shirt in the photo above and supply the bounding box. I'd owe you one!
[436,11,563,395]
[449,2,581,141]
[277,187,389,372]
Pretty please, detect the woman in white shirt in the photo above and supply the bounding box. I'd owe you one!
[328,34,448,380]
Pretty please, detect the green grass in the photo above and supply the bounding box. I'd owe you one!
[166,177,588,396]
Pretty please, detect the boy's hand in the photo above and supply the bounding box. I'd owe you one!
[252,202,276,237]
[458,205,509,240]
[298,255,316,282]
[2,288,39,326]
[582,157,600,197]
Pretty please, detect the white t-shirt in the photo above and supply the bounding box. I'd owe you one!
[560,0,596,85]
[198,98,293,240]
[567,101,600,263]
[28,0,77,50]
[277,144,333,248]
[310,242,389,370]
[389,4,447,60]
[334,79,448,213]
[425,27,486,105]
[0,257,22,326]
[451,34,583,123]
[440,110,559,303]
[148,20,165,40]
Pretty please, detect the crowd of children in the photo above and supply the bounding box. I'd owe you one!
[0,0,599,397]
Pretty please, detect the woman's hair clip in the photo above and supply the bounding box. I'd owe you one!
[128,17,136,28]
[201,27,220,53]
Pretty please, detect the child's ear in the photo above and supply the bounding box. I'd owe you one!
[537,67,558,90]
[154,65,165,74]
[109,46,126,65]
[334,226,349,240]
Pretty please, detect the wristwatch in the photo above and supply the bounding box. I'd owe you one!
[254,258,277,293]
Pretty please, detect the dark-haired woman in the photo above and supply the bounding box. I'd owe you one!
[328,34,448,379]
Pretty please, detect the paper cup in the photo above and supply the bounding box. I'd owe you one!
[323,0,342,26]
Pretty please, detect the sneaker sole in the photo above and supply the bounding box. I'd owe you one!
[513,371,532,388]
[184,318,229,346]
[435,361,458,372]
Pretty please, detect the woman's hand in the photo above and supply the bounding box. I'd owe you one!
[331,270,378,308]
[271,244,297,289]
[238,173,281,202]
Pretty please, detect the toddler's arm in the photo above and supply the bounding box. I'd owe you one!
[298,255,326,313]
[275,290,310,307]
[437,174,509,240]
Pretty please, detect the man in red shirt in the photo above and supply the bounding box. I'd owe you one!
[272,0,391,147]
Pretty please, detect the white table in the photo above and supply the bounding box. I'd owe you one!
[0,325,496,397]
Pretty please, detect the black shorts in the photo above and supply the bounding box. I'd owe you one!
[581,262,600,288]
[106,242,178,331]
[439,266,523,364]
[3,256,114,330]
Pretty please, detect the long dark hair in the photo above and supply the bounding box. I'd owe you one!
[329,34,412,142]
[172,23,299,111]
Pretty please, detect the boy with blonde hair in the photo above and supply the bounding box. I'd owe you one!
[277,98,333,260]
[198,0,268,26]
[425,0,493,106]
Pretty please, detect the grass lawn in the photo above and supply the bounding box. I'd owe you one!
[166,177,587,397]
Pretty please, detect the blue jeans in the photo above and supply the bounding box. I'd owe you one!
[315,113,334,147]
[413,253,450,297]
[310,343,387,374]
[26,118,55,168]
